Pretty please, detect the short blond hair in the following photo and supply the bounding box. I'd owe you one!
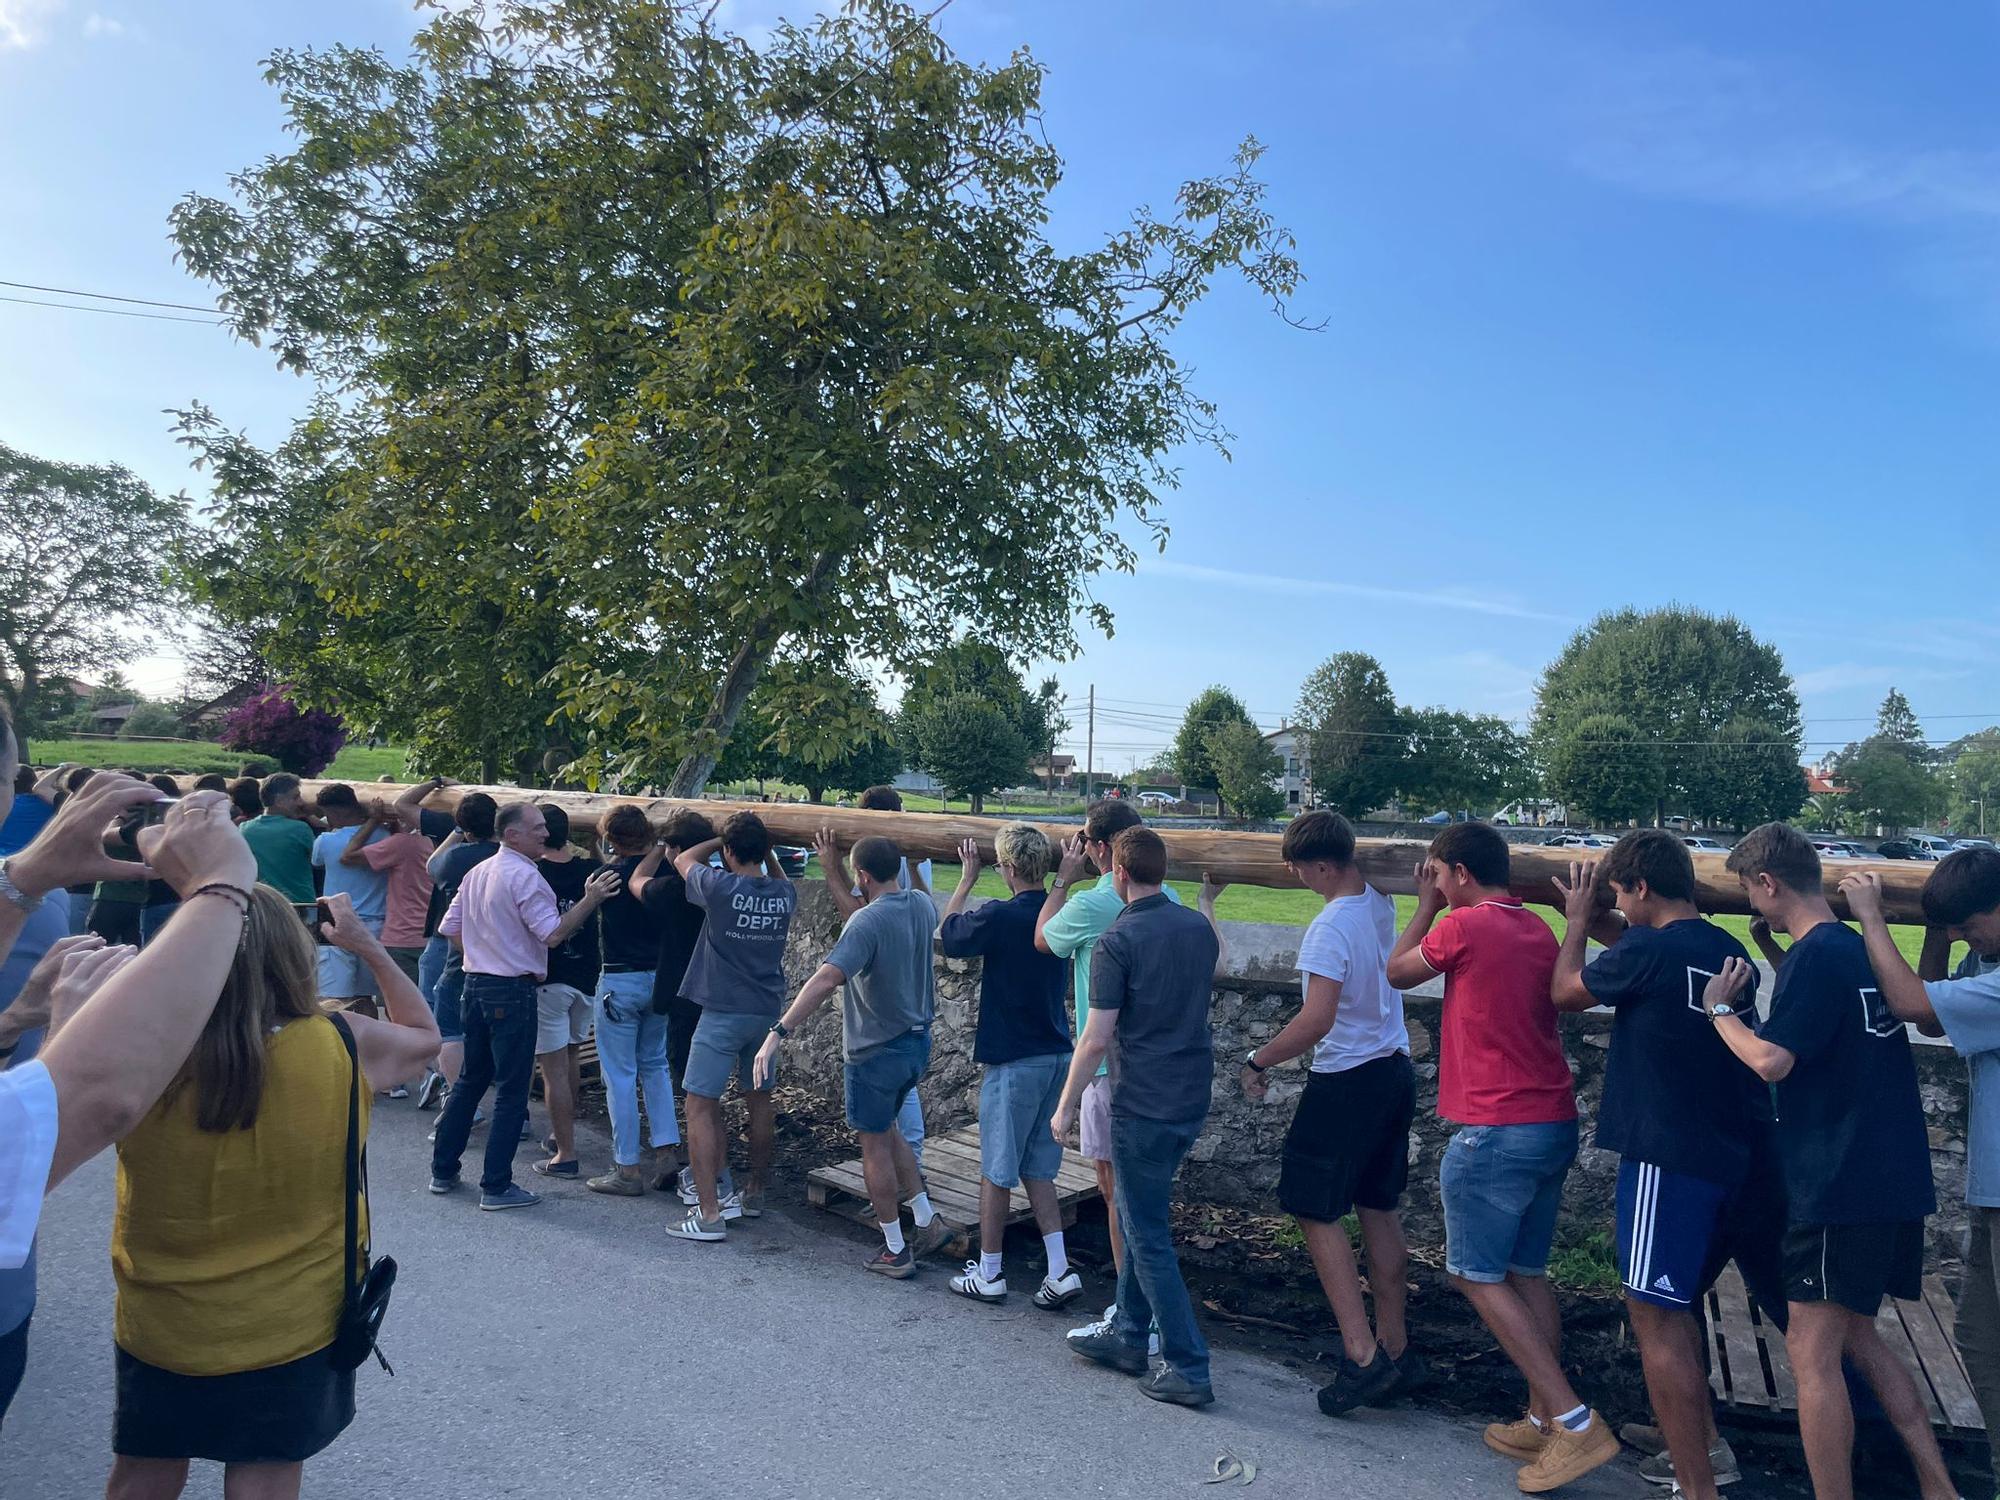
[994,823,1052,883]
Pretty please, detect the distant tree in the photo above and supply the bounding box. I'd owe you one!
[901,642,1048,802]
[1170,686,1256,803]
[1875,688,1930,760]
[1533,607,1801,826]
[1033,679,1070,792]
[1697,719,1806,831]
[1205,720,1285,821]
[903,695,1030,813]
[122,702,186,740]
[1543,713,1660,827]
[1950,739,2000,837]
[1399,707,1532,816]
[0,442,186,731]
[1294,653,1402,817]
[1836,742,1943,833]
[219,684,347,776]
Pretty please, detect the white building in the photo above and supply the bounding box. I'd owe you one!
[1263,724,1310,808]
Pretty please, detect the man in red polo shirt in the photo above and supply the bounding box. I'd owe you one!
[1388,821,1616,1493]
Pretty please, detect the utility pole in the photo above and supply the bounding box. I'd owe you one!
[1084,684,1095,805]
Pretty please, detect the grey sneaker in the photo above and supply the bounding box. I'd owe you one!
[1140,1365,1215,1408]
[1639,1440,1740,1487]
[909,1215,955,1257]
[428,1173,460,1195]
[865,1244,916,1279]
[415,1070,445,1111]
[665,1211,726,1243]
[587,1170,643,1197]
[479,1184,541,1211]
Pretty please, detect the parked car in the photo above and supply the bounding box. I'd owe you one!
[1136,791,1178,809]
[1909,834,1958,858]
[1683,836,1727,853]
[1955,838,1996,852]
[1874,840,1920,860]
[1545,832,1619,849]
[1664,815,1692,831]
[1420,810,1453,825]
[713,845,809,878]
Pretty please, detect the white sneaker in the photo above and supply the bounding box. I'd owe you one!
[1068,1304,1117,1342]
[718,1191,745,1223]
[950,1261,1008,1302]
[1034,1270,1084,1309]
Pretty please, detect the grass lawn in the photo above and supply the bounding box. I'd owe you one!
[814,864,1940,969]
[27,738,255,777]
[326,744,408,781]
[896,793,1088,816]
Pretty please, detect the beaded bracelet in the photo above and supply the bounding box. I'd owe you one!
[188,883,255,917]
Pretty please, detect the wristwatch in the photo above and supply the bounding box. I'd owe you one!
[1051,878,1069,891]
[0,860,43,916]
[770,1021,792,1040]
[1244,1050,1267,1073]
[1708,1002,1739,1020]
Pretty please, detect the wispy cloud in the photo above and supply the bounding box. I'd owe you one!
[1145,557,1576,624]
[82,11,122,38]
[0,0,63,49]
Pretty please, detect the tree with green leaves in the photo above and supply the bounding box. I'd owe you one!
[1948,734,2000,837]
[1875,688,1930,760]
[1294,652,1402,817]
[1827,688,1942,832]
[1532,607,1802,827]
[0,442,186,732]
[171,0,1310,793]
[903,695,1029,814]
[1204,719,1284,821]
[1695,719,1806,831]
[1169,686,1256,805]
[1399,707,1532,817]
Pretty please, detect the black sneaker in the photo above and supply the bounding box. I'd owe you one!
[1069,1328,1147,1376]
[1384,1344,1430,1402]
[865,1244,916,1280]
[1140,1365,1215,1408]
[1317,1343,1398,1416]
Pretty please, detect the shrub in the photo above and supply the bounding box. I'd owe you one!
[218,685,347,776]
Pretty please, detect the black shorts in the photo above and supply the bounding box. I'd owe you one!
[1277,1053,1416,1222]
[1781,1221,1924,1317]
[114,1343,355,1464]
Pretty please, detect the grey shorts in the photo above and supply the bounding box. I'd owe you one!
[683,1008,775,1099]
[979,1053,1070,1189]
[1079,1074,1114,1163]
[316,943,379,1000]
[535,982,593,1055]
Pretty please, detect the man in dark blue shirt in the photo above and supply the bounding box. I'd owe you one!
[1050,827,1224,1409]
[1704,823,1954,1500]
[939,824,1076,1309]
[1551,830,1773,1500]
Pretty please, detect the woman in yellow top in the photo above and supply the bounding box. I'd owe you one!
[108,889,440,1500]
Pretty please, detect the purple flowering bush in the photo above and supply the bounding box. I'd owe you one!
[218,684,347,776]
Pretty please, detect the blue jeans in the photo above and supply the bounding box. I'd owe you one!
[1441,1119,1580,1283]
[420,934,465,1043]
[594,971,679,1167]
[1110,1113,1210,1388]
[139,902,179,945]
[66,891,91,936]
[430,975,535,1193]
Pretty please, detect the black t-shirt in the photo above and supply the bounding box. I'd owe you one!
[1092,894,1219,1124]
[938,889,1073,1064]
[418,808,455,842]
[600,855,665,970]
[1584,919,1770,1186]
[642,865,707,1011]
[537,855,603,994]
[426,841,496,938]
[1760,921,1937,1226]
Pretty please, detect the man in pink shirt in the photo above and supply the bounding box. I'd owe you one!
[428,801,615,1211]
[343,801,436,985]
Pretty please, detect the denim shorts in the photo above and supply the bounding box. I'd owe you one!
[1440,1119,1580,1283]
[844,1028,930,1134]
[978,1053,1071,1189]
[682,1008,776,1099]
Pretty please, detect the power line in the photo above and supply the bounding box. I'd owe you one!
[0,293,227,327]
[0,278,223,315]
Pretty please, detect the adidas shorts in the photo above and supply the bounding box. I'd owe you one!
[1616,1158,1730,1310]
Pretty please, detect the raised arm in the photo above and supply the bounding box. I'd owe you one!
[941,838,980,923]
[1839,872,1942,1034]
[1034,835,1093,955]
[427,827,466,881]
[317,892,441,1082]
[1703,959,1797,1082]
[338,806,386,867]
[1386,861,1445,991]
[673,837,722,882]
[394,775,449,824]
[1550,860,1608,1013]
[815,827,861,920]
[1198,874,1230,977]
[625,837,669,902]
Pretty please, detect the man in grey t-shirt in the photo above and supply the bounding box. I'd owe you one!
[756,835,951,1279]
[665,813,795,1243]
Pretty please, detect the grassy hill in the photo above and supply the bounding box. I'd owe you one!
[27,738,407,782]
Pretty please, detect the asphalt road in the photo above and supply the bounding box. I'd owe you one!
[3,1101,1646,1498]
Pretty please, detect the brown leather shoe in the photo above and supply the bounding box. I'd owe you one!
[1484,1415,1549,1462]
[1516,1411,1618,1493]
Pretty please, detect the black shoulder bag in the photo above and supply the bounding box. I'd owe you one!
[327,1013,397,1374]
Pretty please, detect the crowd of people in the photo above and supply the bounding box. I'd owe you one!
[5,735,2000,1500]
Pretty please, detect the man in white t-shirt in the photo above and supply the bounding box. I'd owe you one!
[1239,810,1422,1419]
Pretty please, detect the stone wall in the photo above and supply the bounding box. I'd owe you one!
[774,885,1973,1264]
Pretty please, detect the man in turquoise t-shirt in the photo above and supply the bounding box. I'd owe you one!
[240,772,319,905]
[1035,799,1221,1343]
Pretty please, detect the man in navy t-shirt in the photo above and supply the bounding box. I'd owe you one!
[1703,823,1955,1500]
[1551,831,1774,1500]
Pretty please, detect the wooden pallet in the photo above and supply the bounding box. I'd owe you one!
[1707,1266,1984,1432]
[806,1124,1101,1251]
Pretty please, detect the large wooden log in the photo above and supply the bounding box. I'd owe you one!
[244,779,1935,925]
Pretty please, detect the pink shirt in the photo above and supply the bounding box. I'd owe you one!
[361,830,435,949]
[441,846,559,979]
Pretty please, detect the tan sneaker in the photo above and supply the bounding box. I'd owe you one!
[1516,1411,1619,1493]
[1484,1415,1549,1462]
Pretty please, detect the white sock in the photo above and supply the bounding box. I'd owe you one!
[979,1251,1004,1282]
[909,1192,936,1228]
[881,1220,906,1254]
[1044,1232,1069,1280]
[1555,1404,1589,1432]
[1528,1414,1547,1431]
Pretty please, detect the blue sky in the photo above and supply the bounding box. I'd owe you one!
[1,0,1993,772]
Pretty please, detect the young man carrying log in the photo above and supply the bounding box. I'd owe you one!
[1238,810,1423,1417]
[1387,821,1619,1492]
[1702,824,1956,1500]
[938,824,1081,1308]
[1549,830,1771,1500]
[753,836,951,1277]
[1051,827,1226,1408]
[666,813,795,1242]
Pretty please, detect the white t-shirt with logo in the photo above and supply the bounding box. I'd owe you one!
[1297,885,1409,1072]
